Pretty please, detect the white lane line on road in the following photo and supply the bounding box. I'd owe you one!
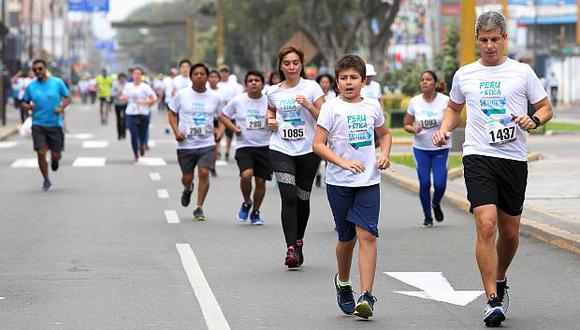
[137,157,167,166]
[176,243,231,330]
[0,141,17,148]
[11,158,38,168]
[164,210,180,224]
[157,189,170,199]
[82,140,109,149]
[72,157,106,167]
[149,172,162,181]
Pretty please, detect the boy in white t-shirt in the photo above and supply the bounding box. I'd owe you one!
[168,63,222,221]
[313,55,392,320]
[220,71,272,225]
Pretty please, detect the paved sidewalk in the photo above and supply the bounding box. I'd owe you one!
[0,105,22,141]
[384,132,580,255]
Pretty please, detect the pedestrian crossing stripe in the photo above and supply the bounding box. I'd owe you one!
[137,157,167,166]
[11,158,38,168]
[82,140,109,148]
[0,141,17,149]
[65,133,94,140]
[216,160,228,167]
[72,157,106,167]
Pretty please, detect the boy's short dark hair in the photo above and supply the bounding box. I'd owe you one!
[245,70,265,84]
[189,63,209,77]
[334,55,366,79]
[178,59,192,68]
[32,59,47,68]
[209,69,219,77]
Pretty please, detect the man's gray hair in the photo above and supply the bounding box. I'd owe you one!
[475,11,507,36]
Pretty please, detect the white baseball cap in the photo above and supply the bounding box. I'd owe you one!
[365,64,377,76]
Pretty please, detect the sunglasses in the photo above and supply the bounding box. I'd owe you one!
[32,67,44,72]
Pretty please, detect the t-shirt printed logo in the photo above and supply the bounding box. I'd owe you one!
[279,98,304,125]
[191,102,207,125]
[479,82,516,145]
[347,114,372,149]
[246,108,266,130]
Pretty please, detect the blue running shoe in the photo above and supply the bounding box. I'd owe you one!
[250,210,263,225]
[333,274,355,315]
[354,291,377,319]
[483,296,505,327]
[237,201,252,222]
[42,179,52,191]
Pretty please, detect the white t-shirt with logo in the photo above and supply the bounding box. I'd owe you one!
[122,82,157,115]
[407,92,451,150]
[171,88,222,150]
[217,80,242,105]
[172,75,192,95]
[266,78,325,156]
[222,93,271,149]
[162,76,173,103]
[450,58,547,161]
[317,97,385,187]
[361,81,382,100]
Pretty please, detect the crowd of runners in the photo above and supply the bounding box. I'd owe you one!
[18,11,553,327]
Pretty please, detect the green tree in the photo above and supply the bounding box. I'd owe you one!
[433,18,460,95]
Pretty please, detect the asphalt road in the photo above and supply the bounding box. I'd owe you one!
[1,104,579,330]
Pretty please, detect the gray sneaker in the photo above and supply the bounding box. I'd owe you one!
[193,207,206,221]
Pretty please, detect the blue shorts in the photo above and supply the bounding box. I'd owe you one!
[326,184,380,242]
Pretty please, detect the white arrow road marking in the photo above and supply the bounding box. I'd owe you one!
[164,210,180,224]
[176,243,231,330]
[384,272,484,306]
[149,172,162,181]
[157,189,169,199]
[0,297,5,300]
[82,140,109,149]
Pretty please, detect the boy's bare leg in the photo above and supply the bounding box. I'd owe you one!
[356,225,377,293]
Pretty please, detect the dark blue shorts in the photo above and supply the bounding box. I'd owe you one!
[326,184,380,242]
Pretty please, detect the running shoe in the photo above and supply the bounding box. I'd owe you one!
[181,186,193,207]
[354,291,377,319]
[497,279,510,314]
[51,159,59,171]
[284,245,299,268]
[433,205,444,222]
[483,296,505,327]
[238,201,252,222]
[250,210,263,225]
[423,218,433,227]
[193,207,206,221]
[42,179,52,191]
[139,146,146,156]
[295,239,304,266]
[315,174,321,187]
[333,274,355,315]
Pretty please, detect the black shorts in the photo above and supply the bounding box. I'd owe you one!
[177,146,214,174]
[235,146,273,180]
[32,125,64,152]
[225,119,236,139]
[463,154,528,216]
[99,97,111,104]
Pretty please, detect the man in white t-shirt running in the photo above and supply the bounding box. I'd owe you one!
[168,63,223,221]
[219,70,271,225]
[433,11,552,327]
[172,59,192,99]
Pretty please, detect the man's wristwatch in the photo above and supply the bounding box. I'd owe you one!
[530,115,542,129]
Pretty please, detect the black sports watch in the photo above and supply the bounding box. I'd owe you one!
[530,115,541,129]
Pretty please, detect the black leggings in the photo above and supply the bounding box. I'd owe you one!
[270,150,321,247]
[114,104,127,139]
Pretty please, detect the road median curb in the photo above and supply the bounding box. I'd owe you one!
[382,168,580,255]
[0,124,20,141]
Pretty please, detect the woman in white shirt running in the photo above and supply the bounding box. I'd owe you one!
[266,47,325,268]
